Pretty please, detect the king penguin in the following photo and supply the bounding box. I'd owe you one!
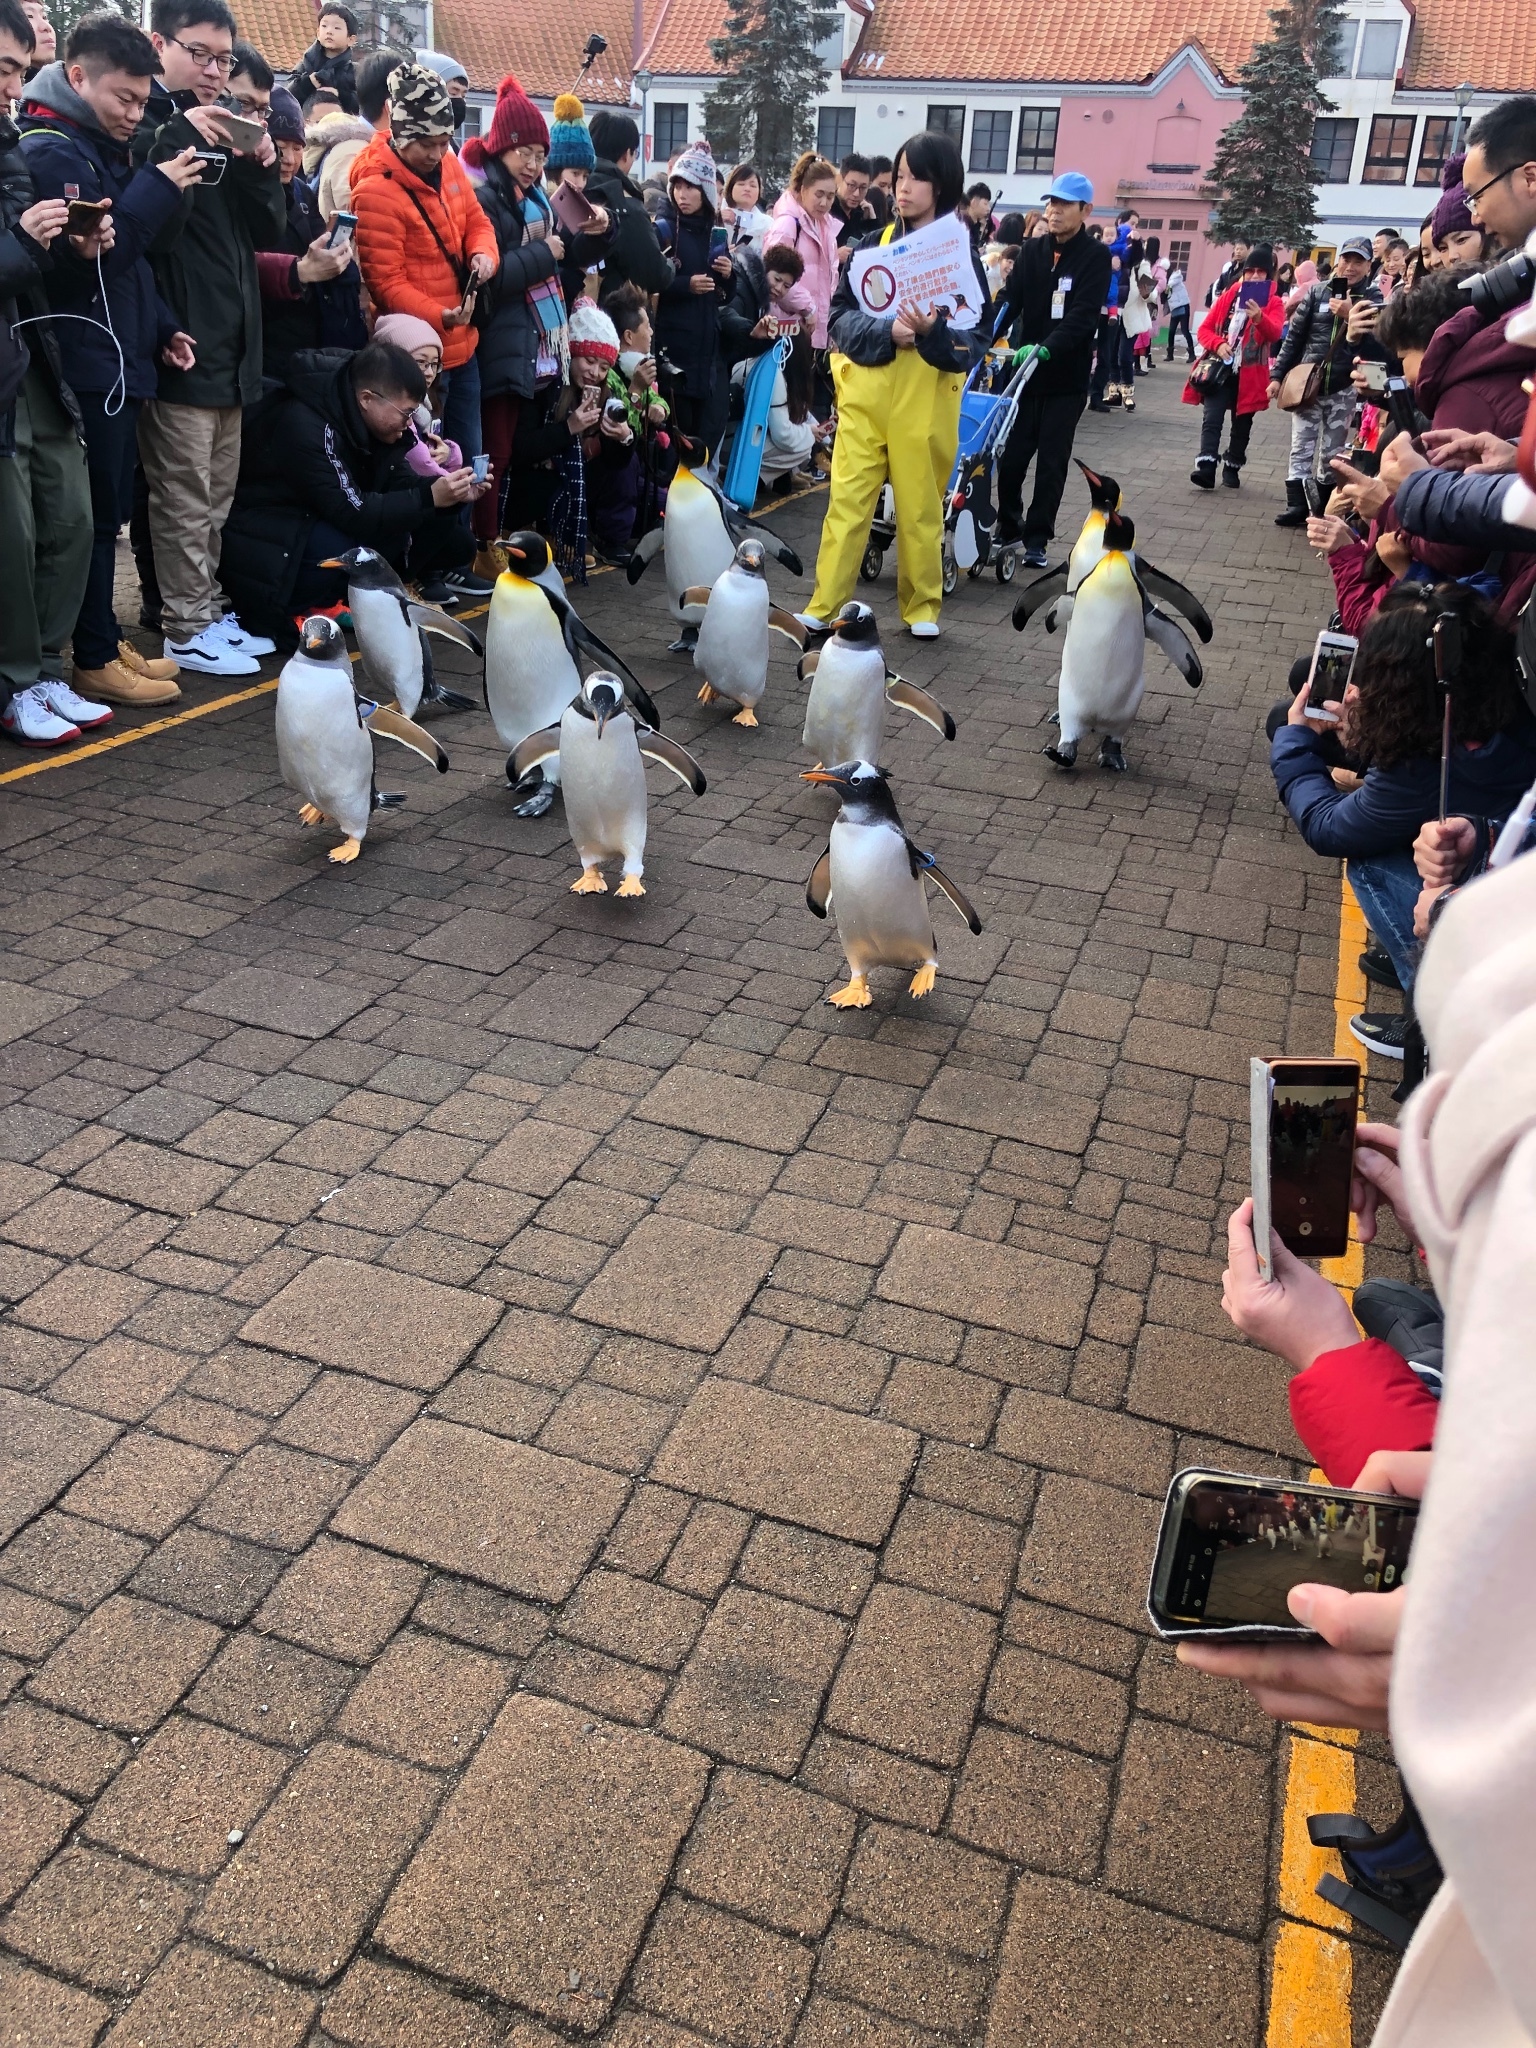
[1042,510,1204,773]
[1012,461,1213,644]
[627,457,803,653]
[510,671,705,898]
[486,567,659,815]
[498,530,567,601]
[682,538,807,728]
[800,603,956,768]
[802,761,981,1008]
[318,547,483,719]
[275,615,447,864]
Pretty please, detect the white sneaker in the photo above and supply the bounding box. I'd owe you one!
[908,620,940,639]
[3,683,81,746]
[39,679,113,730]
[212,613,276,656]
[164,627,260,677]
[793,611,830,633]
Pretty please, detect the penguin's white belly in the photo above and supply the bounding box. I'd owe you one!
[803,648,886,767]
[485,586,580,751]
[666,492,735,621]
[1067,519,1104,592]
[696,575,768,707]
[560,707,649,871]
[276,669,374,839]
[829,820,934,975]
[1058,583,1145,741]
[351,588,423,716]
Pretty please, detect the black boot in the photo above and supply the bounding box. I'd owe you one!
[1275,478,1308,527]
[1190,459,1216,490]
[1221,463,1241,488]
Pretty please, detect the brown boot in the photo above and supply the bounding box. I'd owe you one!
[471,544,502,581]
[116,639,181,683]
[73,658,181,707]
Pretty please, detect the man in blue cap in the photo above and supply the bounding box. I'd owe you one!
[990,170,1112,566]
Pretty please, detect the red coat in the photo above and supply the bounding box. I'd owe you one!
[1183,280,1285,415]
[351,130,498,369]
[1289,1338,1438,1487]
[1415,301,1536,441]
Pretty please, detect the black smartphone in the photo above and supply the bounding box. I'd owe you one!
[1303,629,1357,722]
[1302,476,1330,517]
[1148,1468,1419,1640]
[1250,1054,1359,1276]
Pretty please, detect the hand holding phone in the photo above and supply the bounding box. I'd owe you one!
[1250,1054,1359,1275]
[327,209,357,248]
[1302,629,1357,723]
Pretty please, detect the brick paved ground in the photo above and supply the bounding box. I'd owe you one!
[0,370,1416,2046]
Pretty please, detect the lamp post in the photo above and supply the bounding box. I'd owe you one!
[634,68,652,175]
[1450,81,1474,156]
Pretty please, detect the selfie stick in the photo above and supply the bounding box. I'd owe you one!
[1433,610,1462,821]
[572,32,607,91]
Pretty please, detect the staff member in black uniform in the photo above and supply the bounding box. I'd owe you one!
[989,170,1111,567]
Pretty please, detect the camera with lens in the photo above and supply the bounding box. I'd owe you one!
[1460,248,1534,317]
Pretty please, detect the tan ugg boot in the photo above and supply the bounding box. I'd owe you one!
[471,544,502,582]
[73,658,181,706]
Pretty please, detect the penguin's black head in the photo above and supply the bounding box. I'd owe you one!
[317,546,397,589]
[734,538,767,576]
[501,531,552,576]
[583,671,625,737]
[676,434,709,471]
[1102,510,1136,554]
[801,758,899,821]
[299,614,348,660]
[1075,459,1121,516]
[831,602,880,647]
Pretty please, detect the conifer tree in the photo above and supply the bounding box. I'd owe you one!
[1207,0,1345,249]
[704,0,838,179]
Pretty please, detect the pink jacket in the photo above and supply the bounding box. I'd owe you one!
[763,192,840,348]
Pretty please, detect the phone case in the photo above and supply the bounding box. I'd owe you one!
[1249,1059,1274,1281]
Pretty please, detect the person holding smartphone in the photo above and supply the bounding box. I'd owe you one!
[252,84,362,380]
[1270,233,1383,527]
[1186,244,1284,490]
[653,140,733,462]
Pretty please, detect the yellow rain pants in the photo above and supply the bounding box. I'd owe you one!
[809,344,965,628]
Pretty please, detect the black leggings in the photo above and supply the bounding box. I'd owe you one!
[1165,308,1194,359]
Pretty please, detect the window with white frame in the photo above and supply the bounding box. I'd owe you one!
[1014,107,1057,175]
[1356,21,1402,78]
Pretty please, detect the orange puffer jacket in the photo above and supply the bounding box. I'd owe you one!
[350,131,498,368]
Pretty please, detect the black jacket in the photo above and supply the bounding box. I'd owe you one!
[832,193,878,248]
[220,348,436,627]
[259,173,366,379]
[289,40,359,116]
[133,82,285,408]
[990,226,1112,396]
[469,157,560,402]
[1272,278,1385,393]
[720,245,774,367]
[585,156,672,295]
[827,223,993,376]
[0,112,79,444]
[655,208,726,396]
[19,64,187,401]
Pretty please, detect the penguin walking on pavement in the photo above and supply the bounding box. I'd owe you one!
[1012,461,1213,645]
[275,616,448,864]
[319,548,483,718]
[800,603,956,767]
[681,539,808,728]
[486,565,660,816]
[511,672,705,898]
[627,456,803,653]
[802,760,981,1008]
[1037,510,1204,773]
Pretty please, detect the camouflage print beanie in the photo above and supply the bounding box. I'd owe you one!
[388,63,455,143]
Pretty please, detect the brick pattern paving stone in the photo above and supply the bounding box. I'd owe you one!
[0,380,1412,2043]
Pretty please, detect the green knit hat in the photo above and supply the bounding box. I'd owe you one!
[547,92,596,173]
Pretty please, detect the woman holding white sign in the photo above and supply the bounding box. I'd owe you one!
[800,131,992,638]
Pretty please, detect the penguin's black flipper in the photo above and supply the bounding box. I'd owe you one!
[364,704,450,772]
[1143,603,1204,688]
[885,675,957,742]
[798,647,822,681]
[912,850,982,934]
[1011,564,1069,631]
[408,603,485,658]
[636,728,706,795]
[769,608,807,649]
[510,724,563,783]
[627,680,662,729]
[720,500,803,577]
[806,848,831,918]
[627,527,665,583]
[547,593,655,716]
[1135,560,1213,643]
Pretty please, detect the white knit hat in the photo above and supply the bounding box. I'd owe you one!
[669,140,718,211]
[568,300,620,365]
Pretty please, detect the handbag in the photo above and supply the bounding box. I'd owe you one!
[1188,351,1236,400]
[1277,360,1326,412]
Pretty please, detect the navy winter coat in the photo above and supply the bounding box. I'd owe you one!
[1271,713,1536,858]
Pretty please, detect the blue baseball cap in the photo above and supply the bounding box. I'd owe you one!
[1044,172,1094,205]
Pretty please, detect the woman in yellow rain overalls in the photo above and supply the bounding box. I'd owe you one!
[804,131,992,639]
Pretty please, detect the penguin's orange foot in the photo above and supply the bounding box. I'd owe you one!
[697,682,718,704]
[328,837,362,865]
[908,962,937,997]
[298,803,324,826]
[615,874,646,898]
[571,866,608,894]
[828,975,871,1009]
[731,706,759,727]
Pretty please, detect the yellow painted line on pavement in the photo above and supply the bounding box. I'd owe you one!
[1269,1920,1353,2048]
[1322,876,1370,1298]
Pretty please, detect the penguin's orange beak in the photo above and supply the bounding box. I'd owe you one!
[319,557,346,568]
[800,768,839,785]
[504,546,525,559]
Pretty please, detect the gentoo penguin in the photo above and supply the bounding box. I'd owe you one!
[681,539,807,728]
[318,548,483,717]
[1012,461,1213,643]
[275,615,447,864]
[627,457,803,652]
[802,761,981,1008]
[1040,510,1203,773]
[497,530,567,601]
[486,570,659,816]
[800,603,956,768]
[511,671,704,898]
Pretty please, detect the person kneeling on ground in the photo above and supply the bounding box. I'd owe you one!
[217,338,486,640]
[503,302,644,573]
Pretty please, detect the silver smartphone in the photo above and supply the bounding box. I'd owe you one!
[1304,628,1357,722]
[212,110,267,152]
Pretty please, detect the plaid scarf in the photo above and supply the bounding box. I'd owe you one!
[523,189,569,379]
[547,431,588,586]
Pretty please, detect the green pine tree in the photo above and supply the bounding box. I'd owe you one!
[704,0,839,181]
[1207,0,1345,251]
[44,0,136,47]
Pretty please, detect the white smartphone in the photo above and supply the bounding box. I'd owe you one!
[1304,628,1357,723]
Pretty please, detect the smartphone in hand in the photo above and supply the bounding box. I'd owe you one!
[1250,1055,1359,1277]
[1301,629,1357,724]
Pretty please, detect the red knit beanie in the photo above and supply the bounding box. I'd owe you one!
[485,73,549,155]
